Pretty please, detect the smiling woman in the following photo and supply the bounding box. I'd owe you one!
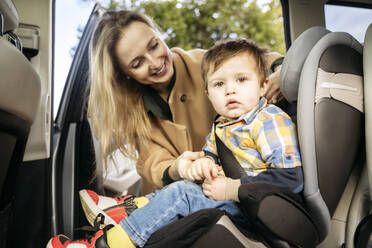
[4,0,372,247]
[114,22,174,91]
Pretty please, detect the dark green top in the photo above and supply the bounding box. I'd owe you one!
[142,72,176,121]
[143,88,173,121]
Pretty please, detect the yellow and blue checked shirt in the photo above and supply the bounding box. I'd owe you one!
[203,98,303,193]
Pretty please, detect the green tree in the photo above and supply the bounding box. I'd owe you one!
[115,0,285,54]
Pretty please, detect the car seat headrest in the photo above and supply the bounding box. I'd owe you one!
[280,27,330,103]
[0,38,40,124]
[0,0,19,34]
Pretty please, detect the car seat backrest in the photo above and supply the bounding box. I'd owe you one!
[298,32,363,241]
[280,27,364,244]
[364,24,372,201]
[280,27,330,243]
[280,27,331,103]
[0,1,41,209]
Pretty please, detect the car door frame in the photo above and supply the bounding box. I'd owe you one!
[49,3,105,239]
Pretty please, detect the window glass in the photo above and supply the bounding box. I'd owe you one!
[54,0,96,118]
[325,4,372,43]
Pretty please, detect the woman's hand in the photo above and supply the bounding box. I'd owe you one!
[264,65,283,104]
[168,151,204,181]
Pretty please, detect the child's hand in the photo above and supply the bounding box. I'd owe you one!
[174,151,205,180]
[202,176,229,201]
[183,157,218,181]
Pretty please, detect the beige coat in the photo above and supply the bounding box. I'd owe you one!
[137,47,281,194]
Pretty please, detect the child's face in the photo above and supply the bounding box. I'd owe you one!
[206,53,267,119]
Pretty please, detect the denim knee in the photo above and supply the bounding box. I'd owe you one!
[165,180,201,196]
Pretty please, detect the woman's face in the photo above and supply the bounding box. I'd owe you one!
[115,21,174,86]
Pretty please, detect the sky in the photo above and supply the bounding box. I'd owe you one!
[325,4,372,42]
[54,0,96,116]
[54,1,372,117]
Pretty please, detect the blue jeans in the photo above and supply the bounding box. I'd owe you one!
[120,180,248,247]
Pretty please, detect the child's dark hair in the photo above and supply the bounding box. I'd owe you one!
[201,38,268,90]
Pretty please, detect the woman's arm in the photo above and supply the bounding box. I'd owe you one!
[137,140,204,189]
[137,144,178,190]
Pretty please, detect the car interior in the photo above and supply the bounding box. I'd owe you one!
[0,1,41,247]
[0,0,372,247]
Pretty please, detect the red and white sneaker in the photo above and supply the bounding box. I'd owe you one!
[79,190,139,228]
[46,225,113,248]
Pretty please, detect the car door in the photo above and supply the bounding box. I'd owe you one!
[48,3,105,240]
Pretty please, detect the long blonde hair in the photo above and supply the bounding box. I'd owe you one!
[88,10,157,171]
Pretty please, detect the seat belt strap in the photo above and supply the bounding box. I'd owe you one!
[214,126,246,179]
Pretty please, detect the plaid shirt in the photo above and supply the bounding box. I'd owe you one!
[203,98,302,177]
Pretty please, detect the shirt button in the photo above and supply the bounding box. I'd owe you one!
[180,94,187,102]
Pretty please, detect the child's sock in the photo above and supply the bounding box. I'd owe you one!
[134,196,149,208]
[107,224,136,248]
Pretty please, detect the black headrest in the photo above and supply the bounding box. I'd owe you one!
[280,27,330,103]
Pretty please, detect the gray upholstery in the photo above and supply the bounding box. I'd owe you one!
[279,28,330,242]
[297,32,363,242]
[0,0,40,123]
[364,24,372,201]
[0,0,18,33]
[280,26,330,102]
[0,38,40,123]
[345,166,369,248]
[280,28,364,245]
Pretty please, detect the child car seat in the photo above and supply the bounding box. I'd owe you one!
[145,26,364,248]
[297,30,363,245]
[352,22,372,248]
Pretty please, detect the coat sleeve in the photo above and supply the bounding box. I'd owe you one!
[136,117,192,190]
[137,144,176,190]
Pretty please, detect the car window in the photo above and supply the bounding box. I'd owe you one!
[325,3,372,43]
[54,0,97,118]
